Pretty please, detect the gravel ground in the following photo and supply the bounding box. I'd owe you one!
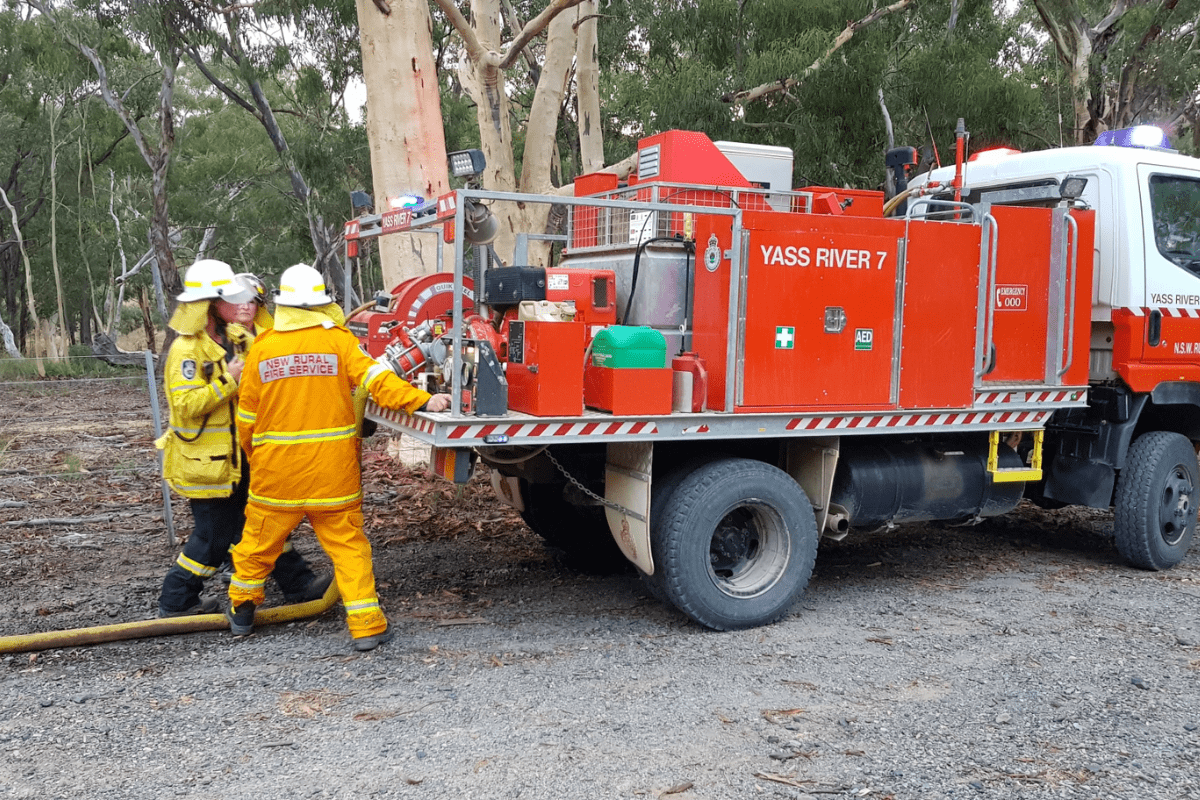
[2,382,1200,799]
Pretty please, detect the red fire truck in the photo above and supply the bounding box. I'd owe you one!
[344,124,1200,631]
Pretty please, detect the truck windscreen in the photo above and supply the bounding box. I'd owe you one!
[1150,174,1200,276]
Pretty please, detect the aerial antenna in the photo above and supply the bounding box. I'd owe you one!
[923,107,942,169]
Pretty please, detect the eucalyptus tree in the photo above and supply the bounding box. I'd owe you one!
[28,0,189,325]
[1,2,133,355]
[424,0,605,266]
[0,4,49,352]
[355,0,450,287]
[171,0,367,304]
[597,0,1062,190]
[1032,0,1199,146]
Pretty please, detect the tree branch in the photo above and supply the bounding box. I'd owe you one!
[498,0,587,69]
[182,46,261,118]
[721,0,915,106]
[432,0,488,63]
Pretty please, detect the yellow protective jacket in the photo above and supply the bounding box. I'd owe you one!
[158,328,243,499]
[156,301,263,499]
[236,307,430,510]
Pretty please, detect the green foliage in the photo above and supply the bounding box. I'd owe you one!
[0,346,145,380]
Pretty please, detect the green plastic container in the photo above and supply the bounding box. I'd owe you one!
[590,326,667,369]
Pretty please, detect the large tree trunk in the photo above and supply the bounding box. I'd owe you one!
[442,0,590,265]
[357,0,450,290]
[575,0,604,174]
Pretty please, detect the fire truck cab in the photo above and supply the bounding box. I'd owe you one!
[912,133,1200,513]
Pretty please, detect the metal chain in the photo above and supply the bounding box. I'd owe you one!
[544,448,638,518]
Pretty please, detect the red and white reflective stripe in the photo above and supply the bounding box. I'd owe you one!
[446,420,659,440]
[370,406,658,439]
[373,406,437,435]
[785,410,1052,431]
[975,390,1075,405]
[344,220,360,239]
[436,192,458,219]
[682,425,710,434]
[1125,307,1200,318]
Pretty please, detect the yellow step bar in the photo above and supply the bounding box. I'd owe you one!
[987,429,1043,483]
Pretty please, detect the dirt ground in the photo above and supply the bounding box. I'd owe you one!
[0,378,533,634]
[3,379,1200,799]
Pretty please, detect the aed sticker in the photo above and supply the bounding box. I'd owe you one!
[547,273,570,292]
[704,234,722,272]
[775,326,795,350]
[995,284,1028,311]
[181,359,197,380]
[854,329,873,351]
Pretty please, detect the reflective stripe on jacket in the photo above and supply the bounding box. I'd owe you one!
[157,330,241,499]
[237,322,430,510]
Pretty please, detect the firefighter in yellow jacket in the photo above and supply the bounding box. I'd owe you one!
[156,261,329,617]
[227,263,451,651]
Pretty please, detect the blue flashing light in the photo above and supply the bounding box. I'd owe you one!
[1094,125,1171,150]
[391,194,424,209]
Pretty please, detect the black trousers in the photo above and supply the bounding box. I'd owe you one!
[158,467,314,613]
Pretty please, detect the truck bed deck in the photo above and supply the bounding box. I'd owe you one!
[368,387,1087,448]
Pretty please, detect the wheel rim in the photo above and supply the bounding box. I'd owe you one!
[707,502,791,599]
[1158,465,1195,547]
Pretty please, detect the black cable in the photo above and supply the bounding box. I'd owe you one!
[622,236,690,326]
[682,240,695,353]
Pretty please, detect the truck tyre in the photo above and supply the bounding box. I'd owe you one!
[640,456,722,603]
[1114,431,1199,570]
[652,458,818,630]
[519,481,630,574]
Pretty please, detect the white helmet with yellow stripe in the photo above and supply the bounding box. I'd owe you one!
[274,263,332,307]
[177,259,255,304]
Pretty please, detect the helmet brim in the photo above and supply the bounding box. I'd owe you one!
[176,289,218,303]
[274,292,333,308]
[216,285,256,305]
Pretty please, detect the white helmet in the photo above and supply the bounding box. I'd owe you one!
[233,272,267,306]
[177,259,256,304]
[275,263,332,307]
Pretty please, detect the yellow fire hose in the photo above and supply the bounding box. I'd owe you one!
[0,581,341,654]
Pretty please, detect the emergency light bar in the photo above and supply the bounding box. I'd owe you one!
[1094,125,1171,150]
[389,194,424,210]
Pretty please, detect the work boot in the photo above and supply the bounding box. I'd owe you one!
[352,627,394,652]
[157,597,220,618]
[284,573,334,605]
[226,601,257,636]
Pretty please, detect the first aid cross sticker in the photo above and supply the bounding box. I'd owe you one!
[775,326,795,350]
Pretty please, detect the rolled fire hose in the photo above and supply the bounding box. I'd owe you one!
[0,581,341,655]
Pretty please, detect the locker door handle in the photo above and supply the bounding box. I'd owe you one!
[1057,213,1080,377]
[1148,309,1162,347]
[978,213,999,376]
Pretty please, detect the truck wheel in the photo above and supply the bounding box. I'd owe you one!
[652,458,818,630]
[1114,431,1199,570]
[640,456,721,603]
[519,481,631,574]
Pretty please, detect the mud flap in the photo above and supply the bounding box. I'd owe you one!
[785,437,841,538]
[489,472,525,513]
[604,442,653,574]
[430,446,476,484]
